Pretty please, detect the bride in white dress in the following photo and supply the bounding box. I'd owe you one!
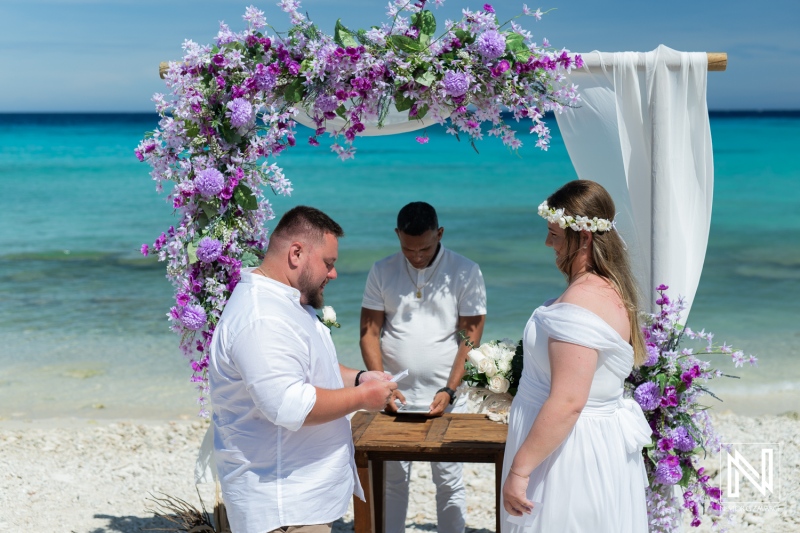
[501,180,652,532]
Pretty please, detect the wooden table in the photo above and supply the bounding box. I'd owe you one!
[351,411,508,533]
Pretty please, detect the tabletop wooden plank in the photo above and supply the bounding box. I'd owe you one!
[424,417,451,442]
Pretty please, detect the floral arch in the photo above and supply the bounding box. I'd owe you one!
[136,0,581,414]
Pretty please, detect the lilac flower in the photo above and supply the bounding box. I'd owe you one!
[176,293,190,306]
[181,305,207,331]
[655,455,683,485]
[483,3,495,13]
[316,94,339,113]
[671,426,696,452]
[227,97,254,128]
[644,342,660,366]
[141,244,149,256]
[196,237,223,263]
[634,381,660,411]
[194,168,225,197]
[443,71,469,97]
[254,64,277,91]
[415,136,429,144]
[475,30,506,59]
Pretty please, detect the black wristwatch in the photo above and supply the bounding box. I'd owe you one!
[437,387,456,405]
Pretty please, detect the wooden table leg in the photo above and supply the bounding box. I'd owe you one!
[373,459,385,533]
[495,451,504,533]
[354,451,373,533]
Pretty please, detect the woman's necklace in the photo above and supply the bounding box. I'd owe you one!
[404,253,443,299]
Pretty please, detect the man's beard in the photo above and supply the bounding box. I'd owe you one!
[297,266,324,309]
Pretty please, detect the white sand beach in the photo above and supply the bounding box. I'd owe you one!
[1,409,797,532]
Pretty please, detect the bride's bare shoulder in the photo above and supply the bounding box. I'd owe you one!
[560,275,629,339]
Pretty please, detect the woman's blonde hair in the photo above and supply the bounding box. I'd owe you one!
[546,180,646,366]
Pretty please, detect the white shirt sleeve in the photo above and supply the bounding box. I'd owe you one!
[457,263,487,317]
[361,263,385,311]
[231,317,317,431]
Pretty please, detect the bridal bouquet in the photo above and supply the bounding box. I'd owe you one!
[627,285,758,532]
[459,337,523,422]
[137,0,579,415]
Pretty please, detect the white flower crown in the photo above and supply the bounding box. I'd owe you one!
[537,201,616,233]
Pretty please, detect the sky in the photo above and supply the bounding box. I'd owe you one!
[0,0,798,112]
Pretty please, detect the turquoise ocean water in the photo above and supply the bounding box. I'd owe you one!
[1,112,798,419]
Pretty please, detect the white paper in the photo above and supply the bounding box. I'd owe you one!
[505,501,542,527]
[390,369,409,382]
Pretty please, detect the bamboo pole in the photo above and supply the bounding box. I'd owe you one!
[158,52,726,79]
[577,52,727,72]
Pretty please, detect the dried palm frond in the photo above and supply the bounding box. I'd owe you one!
[145,489,216,533]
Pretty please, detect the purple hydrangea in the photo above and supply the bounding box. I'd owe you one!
[634,381,660,411]
[196,237,223,263]
[316,94,339,113]
[181,304,207,331]
[195,168,225,197]
[253,64,277,91]
[226,97,254,128]
[475,30,506,60]
[443,71,470,97]
[644,342,660,366]
[654,455,683,485]
[671,426,696,452]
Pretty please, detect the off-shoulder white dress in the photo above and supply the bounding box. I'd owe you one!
[501,301,651,532]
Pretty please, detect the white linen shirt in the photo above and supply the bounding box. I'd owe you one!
[209,270,363,533]
[362,246,486,410]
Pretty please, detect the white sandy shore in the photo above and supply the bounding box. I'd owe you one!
[1,411,797,532]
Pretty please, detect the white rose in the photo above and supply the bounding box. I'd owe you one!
[467,347,487,368]
[478,358,497,377]
[322,306,337,323]
[487,375,510,394]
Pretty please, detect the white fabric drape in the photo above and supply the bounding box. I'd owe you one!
[556,45,713,319]
[294,105,440,136]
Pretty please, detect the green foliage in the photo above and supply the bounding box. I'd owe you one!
[234,184,258,211]
[283,78,305,104]
[334,19,358,48]
[390,34,424,53]
[412,10,436,37]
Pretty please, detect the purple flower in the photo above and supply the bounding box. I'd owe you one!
[254,63,277,91]
[657,437,675,452]
[475,30,506,59]
[660,385,679,407]
[644,342,660,366]
[443,71,469,97]
[308,137,320,146]
[181,305,207,331]
[415,136,429,144]
[176,292,190,306]
[483,3,495,13]
[140,244,149,256]
[634,381,660,411]
[195,168,225,197]
[226,97,254,128]
[316,94,339,113]
[671,426,696,452]
[654,455,682,485]
[656,284,669,291]
[196,237,223,263]
[490,59,511,77]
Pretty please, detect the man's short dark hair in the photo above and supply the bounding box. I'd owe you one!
[396,202,438,236]
[272,205,344,244]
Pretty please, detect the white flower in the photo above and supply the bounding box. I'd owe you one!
[487,375,510,394]
[467,347,487,368]
[321,306,340,328]
[497,358,512,373]
[322,306,336,323]
[478,357,497,377]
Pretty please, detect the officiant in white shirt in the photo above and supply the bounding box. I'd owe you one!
[209,206,397,533]
[360,201,486,533]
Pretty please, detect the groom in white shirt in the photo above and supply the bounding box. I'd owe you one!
[209,206,397,533]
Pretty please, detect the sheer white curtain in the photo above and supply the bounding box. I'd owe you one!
[555,45,714,319]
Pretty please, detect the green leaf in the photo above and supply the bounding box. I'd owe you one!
[505,32,528,53]
[454,29,475,45]
[395,92,414,112]
[187,241,199,264]
[283,78,305,104]
[185,123,200,139]
[334,19,358,48]
[414,103,429,120]
[240,251,260,268]
[200,202,217,222]
[234,184,258,211]
[414,71,437,87]
[412,11,437,36]
[390,34,423,53]
[335,104,347,119]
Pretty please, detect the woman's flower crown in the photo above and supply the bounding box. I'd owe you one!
[537,201,616,233]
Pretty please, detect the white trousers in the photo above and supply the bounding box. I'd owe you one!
[384,459,466,533]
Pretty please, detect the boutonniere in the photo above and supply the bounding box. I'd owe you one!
[320,306,340,329]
